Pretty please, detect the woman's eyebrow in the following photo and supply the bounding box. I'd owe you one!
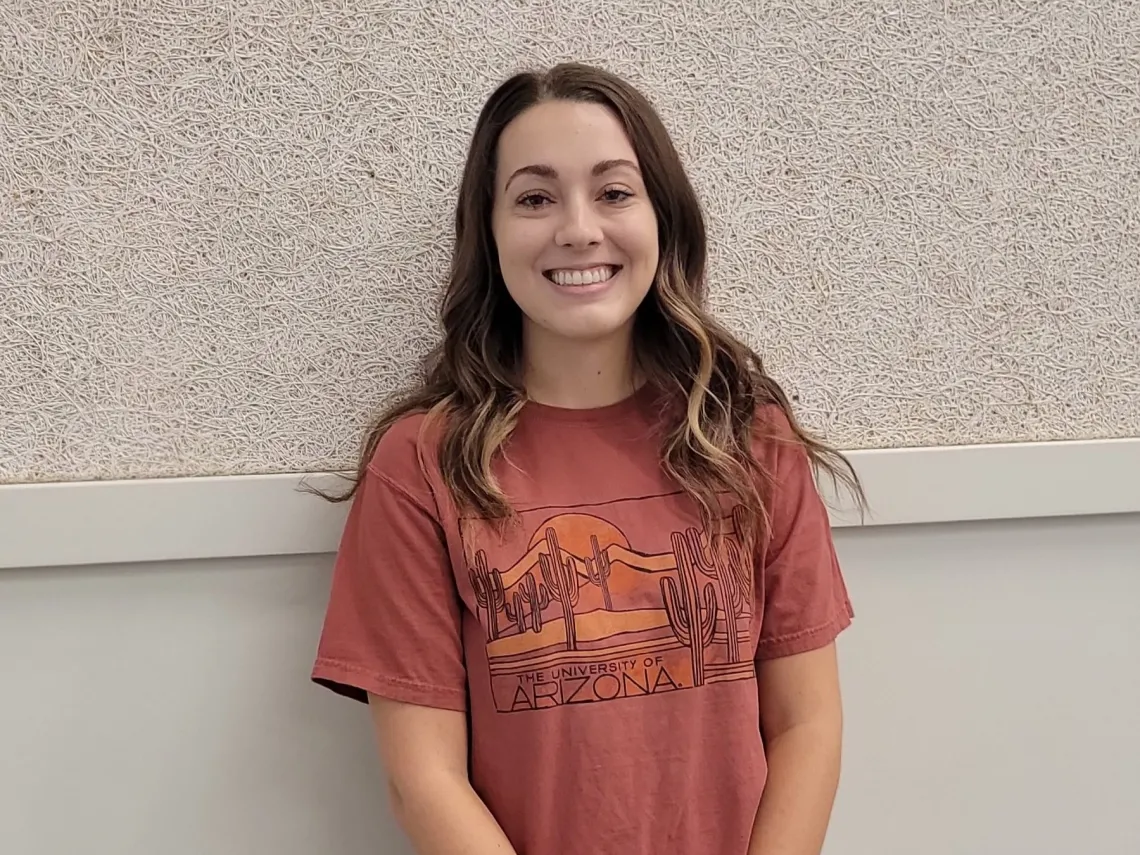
[503,158,641,191]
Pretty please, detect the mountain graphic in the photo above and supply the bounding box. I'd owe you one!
[465,503,756,712]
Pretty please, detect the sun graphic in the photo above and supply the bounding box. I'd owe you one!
[528,513,630,559]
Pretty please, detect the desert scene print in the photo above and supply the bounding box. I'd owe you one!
[463,500,756,713]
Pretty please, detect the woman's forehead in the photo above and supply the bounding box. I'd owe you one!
[495,101,639,177]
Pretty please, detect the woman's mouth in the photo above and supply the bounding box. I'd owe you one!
[543,265,622,287]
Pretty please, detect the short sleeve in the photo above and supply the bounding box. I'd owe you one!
[311,427,467,711]
[753,408,854,661]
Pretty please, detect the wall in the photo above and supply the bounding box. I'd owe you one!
[2,512,1137,855]
[4,0,1140,486]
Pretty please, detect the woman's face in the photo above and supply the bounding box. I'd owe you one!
[491,100,660,348]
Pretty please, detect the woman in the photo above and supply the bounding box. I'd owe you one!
[312,61,862,855]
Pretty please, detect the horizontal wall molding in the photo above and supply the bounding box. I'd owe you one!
[1,438,1137,570]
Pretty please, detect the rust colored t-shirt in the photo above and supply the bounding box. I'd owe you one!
[312,386,853,855]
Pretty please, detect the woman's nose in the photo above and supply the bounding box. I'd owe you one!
[555,201,603,247]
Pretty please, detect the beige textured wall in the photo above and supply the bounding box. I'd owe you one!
[2,0,1138,484]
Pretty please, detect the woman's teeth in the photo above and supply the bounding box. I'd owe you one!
[548,266,617,286]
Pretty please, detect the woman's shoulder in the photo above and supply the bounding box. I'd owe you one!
[366,409,445,490]
[749,401,811,476]
[751,401,796,444]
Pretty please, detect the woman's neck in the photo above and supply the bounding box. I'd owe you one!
[523,325,640,410]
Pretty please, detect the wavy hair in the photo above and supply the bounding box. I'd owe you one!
[315,62,864,542]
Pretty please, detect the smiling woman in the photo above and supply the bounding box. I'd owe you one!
[492,100,660,394]
[308,62,862,855]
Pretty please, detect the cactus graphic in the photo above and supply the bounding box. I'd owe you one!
[728,503,752,601]
[662,530,718,686]
[524,573,550,633]
[504,573,549,634]
[468,550,505,640]
[505,591,528,634]
[584,534,614,610]
[538,527,580,651]
[688,527,748,662]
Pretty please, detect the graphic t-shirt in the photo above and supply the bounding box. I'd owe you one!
[312,385,853,855]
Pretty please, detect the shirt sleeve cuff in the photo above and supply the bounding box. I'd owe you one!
[311,658,468,711]
[754,601,854,661]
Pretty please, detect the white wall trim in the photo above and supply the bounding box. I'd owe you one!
[1,438,1137,569]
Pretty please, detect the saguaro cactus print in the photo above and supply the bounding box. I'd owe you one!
[539,526,580,651]
[662,530,718,686]
[469,549,506,640]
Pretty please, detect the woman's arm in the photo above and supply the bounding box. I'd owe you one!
[748,643,845,855]
[369,695,518,855]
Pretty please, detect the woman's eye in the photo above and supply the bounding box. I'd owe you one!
[601,187,633,202]
[518,193,550,208]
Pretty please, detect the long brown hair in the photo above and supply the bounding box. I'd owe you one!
[314,62,864,540]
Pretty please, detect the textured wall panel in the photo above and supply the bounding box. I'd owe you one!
[1,0,1138,483]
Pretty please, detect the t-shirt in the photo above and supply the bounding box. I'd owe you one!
[311,384,853,855]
